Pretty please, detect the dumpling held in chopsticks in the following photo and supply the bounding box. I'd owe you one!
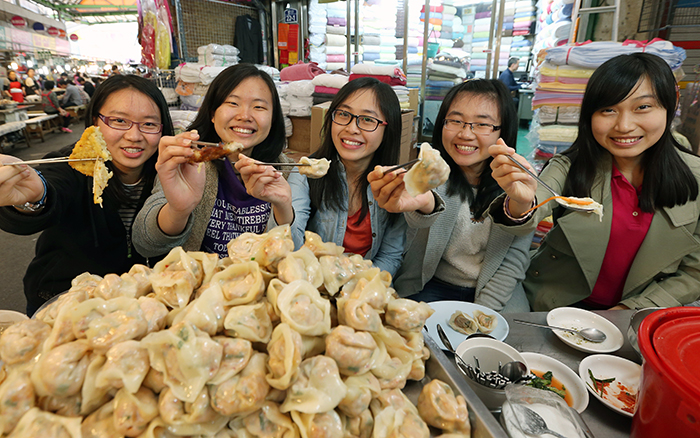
[69,126,113,206]
[298,157,331,179]
[404,142,450,196]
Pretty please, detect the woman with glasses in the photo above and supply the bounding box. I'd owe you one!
[132,64,293,259]
[288,77,407,275]
[0,75,173,314]
[368,79,531,311]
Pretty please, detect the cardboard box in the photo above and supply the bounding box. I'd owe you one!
[399,109,416,164]
[408,88,419,114]
[287,116,311,153]
[310,101,332,153]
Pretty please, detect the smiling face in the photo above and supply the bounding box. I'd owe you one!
[331,89,386,171]
[441,92,501,184]
[211,76,273,157]
[591,77,666,169]
[95,88,162,183]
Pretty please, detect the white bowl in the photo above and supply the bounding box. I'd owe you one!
[547,307,624,353]
[455,338,527,411]
[0,310,29,335]
[521,352,589,413]
[579,354,641,417]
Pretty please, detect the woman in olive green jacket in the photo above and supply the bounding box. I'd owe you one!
[489,53,700,311]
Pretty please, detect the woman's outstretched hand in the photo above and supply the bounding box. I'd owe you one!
[489,139,538,218]
[0,155,44,209]
[368,166,435,214]
[236,154,293,224]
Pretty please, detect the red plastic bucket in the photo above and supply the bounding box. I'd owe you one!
[631,307,700,438]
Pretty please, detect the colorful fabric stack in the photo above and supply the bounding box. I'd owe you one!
[363,0,399,64]
[325,1,350,71]
[528,39,687,170]
[532,0,573,55]
[311,73,349,105]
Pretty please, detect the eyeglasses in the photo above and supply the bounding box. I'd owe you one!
[331,109,387,132]
[443,119,501,135]
[98,114,163,134]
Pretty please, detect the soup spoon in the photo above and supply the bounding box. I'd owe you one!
[513,319,607,343]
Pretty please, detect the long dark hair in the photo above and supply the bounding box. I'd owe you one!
[86,74,173,205]
[187,64,285,163]
[562,53,698,212]
[433,79,517,219]
[309,77,401,224]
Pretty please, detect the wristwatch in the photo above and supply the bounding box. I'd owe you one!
[14,169,47,212]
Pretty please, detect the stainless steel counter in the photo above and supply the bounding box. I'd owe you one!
[502,310,638,438]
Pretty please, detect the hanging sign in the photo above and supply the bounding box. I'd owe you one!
[59,29,66,38]
[47,26,59,36]
[11,16,27,28]
[283,8,298,24]
[32,22,45,32]
[69,33,79,41]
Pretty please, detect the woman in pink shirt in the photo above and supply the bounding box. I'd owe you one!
[489,53,700,311]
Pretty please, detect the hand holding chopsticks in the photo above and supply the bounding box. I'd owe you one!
[382,158,421,175]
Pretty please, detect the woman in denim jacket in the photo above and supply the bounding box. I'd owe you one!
[288,78,406,276]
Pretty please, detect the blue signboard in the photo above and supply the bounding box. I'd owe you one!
[284,8,298,24]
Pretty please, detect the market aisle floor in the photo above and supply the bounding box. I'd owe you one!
[0,127,82,313]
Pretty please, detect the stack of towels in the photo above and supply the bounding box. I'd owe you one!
[309,0,328,70]
[196,44,239,67]
[349,64,407,86]
[311,73,349,104]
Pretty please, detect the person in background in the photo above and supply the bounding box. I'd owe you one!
[132,63,293,259]
[499,57,522,106]
[41,80,73,133]
[111,65,121,76]
[489,53,700,311]
[24,68,39,96]
[79,76,96,98]
[57,78,83,108]
[289,77,407,276]
[0,75,173,315]
[369,79,531,311]
[6,71,24,103]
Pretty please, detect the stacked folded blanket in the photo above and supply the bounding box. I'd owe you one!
[349,64,407,86]
[311,74,349,104]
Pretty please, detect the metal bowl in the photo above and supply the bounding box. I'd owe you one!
[627,307,663,359]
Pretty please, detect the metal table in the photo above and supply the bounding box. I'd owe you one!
[502,310,637,438]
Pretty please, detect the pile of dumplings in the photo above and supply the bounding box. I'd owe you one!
[0,225,472,438]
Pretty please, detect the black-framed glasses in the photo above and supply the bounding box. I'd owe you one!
[331,109,387,132]
[443,119,501,135]
[99,114,163,134]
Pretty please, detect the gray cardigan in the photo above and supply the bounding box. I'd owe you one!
[393,184,532,312]
[133,156,292,258]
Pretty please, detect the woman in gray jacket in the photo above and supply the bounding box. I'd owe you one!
[369,79,531,312]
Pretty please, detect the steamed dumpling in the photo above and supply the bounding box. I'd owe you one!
[278,247,324,288]
[243,401,298,438]
[0,319,51,365]
[298,157,331,179]
[209,261,266,306]
[325,326,380,376]
[384,299,434,333]
[403,142,450,197]
[223,302,273,343]
[276,280,331,336]
[209,352,270,416]
[0,370,36,435]
[302,231,344,257]
[113,386,159,436]
[448,310,479,336]
[280,356,347,414]
[94,340,150,393]
[473,310,497,334]
[227,225,295,273]
[291,410,343,438]
[266,323,302,390]
[416,380,470,433]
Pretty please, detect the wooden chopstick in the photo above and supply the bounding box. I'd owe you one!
[383,158,421,175]
[2,157,97,166]
[255,161,312,167]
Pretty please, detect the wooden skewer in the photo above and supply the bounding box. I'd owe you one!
[1,157,98,166]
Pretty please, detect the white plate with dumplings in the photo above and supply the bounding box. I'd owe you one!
[426,301,509,349]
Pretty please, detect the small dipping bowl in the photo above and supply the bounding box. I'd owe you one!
[455,337,528,412]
